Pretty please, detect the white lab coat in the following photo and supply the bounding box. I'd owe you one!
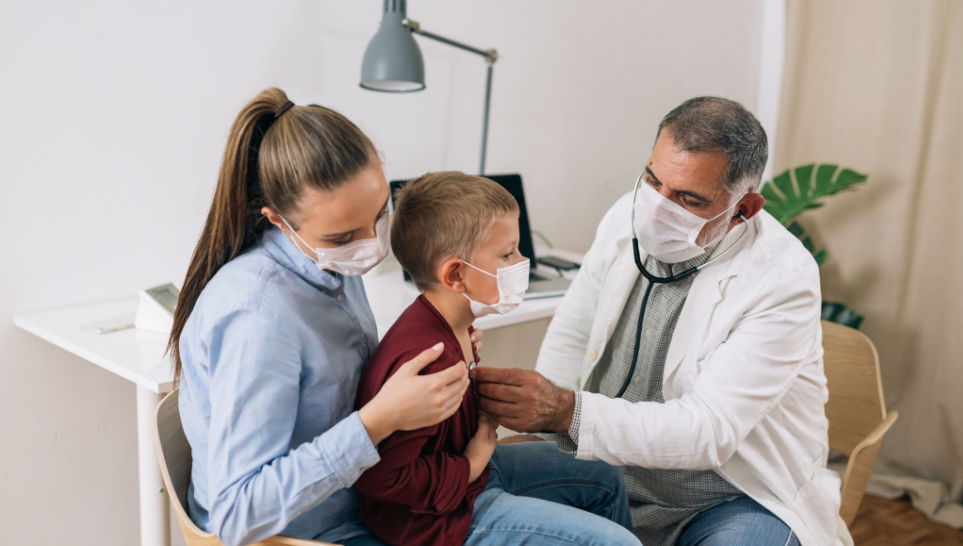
[536,193,852,546]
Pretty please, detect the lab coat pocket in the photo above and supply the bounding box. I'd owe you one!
[793,459,840,529]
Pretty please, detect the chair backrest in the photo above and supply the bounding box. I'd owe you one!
[153,389,221,545]
[822,320,887,456]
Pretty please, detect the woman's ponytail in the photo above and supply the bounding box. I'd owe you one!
[168,88,290,384]
[168,88,377,385]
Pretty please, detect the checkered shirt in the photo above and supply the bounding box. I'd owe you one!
[561,249,742,545]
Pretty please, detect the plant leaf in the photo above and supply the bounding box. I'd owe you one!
[813,250,828,266]
[785,220,828,267]
[821,301,864,329]
[761,170,790,204]
[762,164,868,224]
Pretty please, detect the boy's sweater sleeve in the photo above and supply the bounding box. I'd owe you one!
[355,421,471,515]
[355,350,472,515]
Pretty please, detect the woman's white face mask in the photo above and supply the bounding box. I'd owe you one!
[460,259,530,318]
[632,174,742,263]
[280,214,390,276]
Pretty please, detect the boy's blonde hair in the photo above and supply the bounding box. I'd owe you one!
[392,171,519,291]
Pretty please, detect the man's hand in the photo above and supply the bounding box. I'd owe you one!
[497,434,544,445]
[470,367,575,433]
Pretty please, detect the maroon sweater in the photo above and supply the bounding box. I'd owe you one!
[355,295,489,546]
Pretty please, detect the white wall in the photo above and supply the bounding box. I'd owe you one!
[0,1,763,543]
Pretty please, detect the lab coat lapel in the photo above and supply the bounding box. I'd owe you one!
[591,238,642,370]
[662,219,757,386]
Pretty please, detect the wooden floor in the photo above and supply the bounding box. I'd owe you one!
[852,495,963,545]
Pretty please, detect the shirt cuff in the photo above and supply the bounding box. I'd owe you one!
[556,391,582,454]
[321,411,382,487]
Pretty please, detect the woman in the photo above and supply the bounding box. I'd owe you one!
[170,88,639,546]
[168,88,471,546]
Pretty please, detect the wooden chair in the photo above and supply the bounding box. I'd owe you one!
[153,389,337,545]
[822,320,899,526]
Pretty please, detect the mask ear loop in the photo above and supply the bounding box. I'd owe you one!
[630,171,645,236]
[460,260,497,278]
[279,215,315,253]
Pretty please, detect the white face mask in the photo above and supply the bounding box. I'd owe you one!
[460,258,530,318]
[280,214,390,276]
[632,173,741,263]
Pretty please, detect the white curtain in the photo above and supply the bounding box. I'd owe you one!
[775,0,963,527]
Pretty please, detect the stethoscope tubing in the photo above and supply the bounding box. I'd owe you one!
[615,173,750,398]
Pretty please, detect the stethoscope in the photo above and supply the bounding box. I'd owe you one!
[615,172,750,398]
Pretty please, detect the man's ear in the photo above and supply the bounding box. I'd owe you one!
[437,258,467,293]
[735,192,765,221]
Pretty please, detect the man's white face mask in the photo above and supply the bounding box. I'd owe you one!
[632,173,742,264]
[280,214,390,276]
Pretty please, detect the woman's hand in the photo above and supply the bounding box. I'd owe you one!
[464,412,497,482]
[359,342,469,445]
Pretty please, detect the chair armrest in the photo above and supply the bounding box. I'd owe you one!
[851,411,899,456]
[253,536,339,546]
[839,411,899,526]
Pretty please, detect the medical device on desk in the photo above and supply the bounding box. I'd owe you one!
[80,282,179,334]
[389,173,577,299]
[135,283,179,333]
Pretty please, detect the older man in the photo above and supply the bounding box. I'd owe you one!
[472,97,852,545]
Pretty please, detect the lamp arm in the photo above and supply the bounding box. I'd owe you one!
[403,17,496,175]
[403,19,498,64]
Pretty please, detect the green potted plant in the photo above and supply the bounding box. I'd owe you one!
[761,164,868,329]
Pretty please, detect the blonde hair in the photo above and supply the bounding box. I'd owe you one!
[392,171,519,290]
[169,87,377,384]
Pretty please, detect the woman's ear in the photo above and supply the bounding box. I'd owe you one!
[261,206,287,232]
[437,258,467,293]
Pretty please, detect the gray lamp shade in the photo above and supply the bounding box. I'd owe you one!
[360,4,425,92]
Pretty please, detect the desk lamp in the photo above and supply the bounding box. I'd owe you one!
[360,0,498,175]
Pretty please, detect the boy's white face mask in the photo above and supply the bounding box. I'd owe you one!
[280,214,390,276]
[632,176,740,264]
[460,259,530,318]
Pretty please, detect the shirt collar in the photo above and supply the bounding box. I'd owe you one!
[650,242,722,277]
[262,226,344,292]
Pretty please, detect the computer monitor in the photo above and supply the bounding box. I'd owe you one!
[486,174,537,264]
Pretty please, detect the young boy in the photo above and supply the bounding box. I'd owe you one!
[355,172,640,546]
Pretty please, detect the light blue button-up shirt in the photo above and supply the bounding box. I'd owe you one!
[178,226,381,546]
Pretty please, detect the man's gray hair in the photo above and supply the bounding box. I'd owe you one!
[656,97,768,195]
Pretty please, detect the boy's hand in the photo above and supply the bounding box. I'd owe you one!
[464,412,497,482]
[470,328,483,363]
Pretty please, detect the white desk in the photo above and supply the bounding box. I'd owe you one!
[12,252,579,546]
[14,299,173,546]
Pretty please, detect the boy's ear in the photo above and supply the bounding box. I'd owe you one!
[437,258,467,293]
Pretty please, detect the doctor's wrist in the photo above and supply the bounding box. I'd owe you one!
[549,389,576,433]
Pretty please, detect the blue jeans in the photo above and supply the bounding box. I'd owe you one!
[678,496,800,546]
[464,441,640,545]
[342,534,385,546]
